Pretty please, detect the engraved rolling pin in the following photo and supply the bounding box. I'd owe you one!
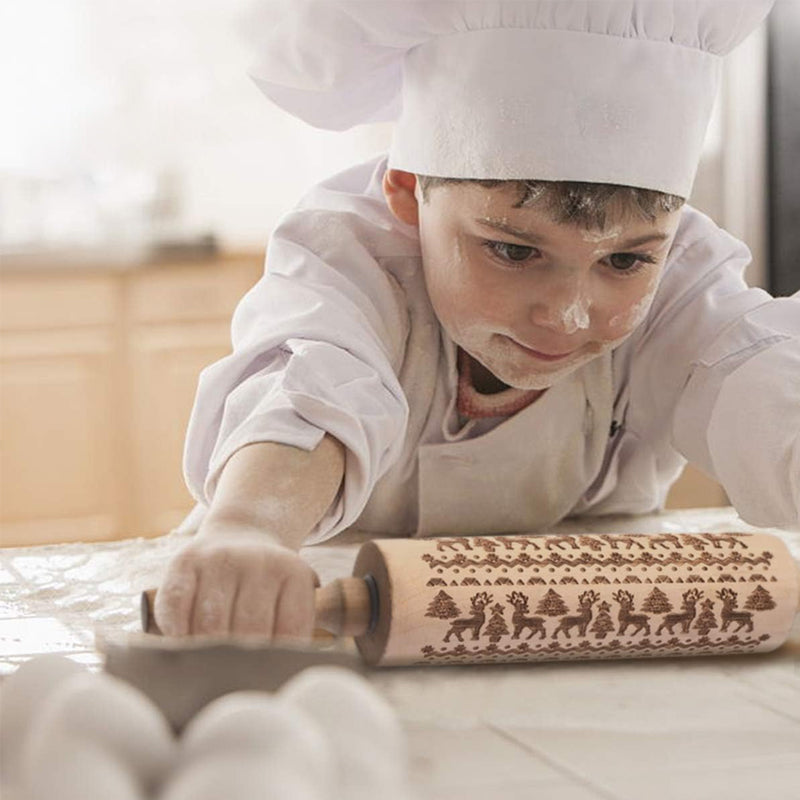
[142,532,800,667]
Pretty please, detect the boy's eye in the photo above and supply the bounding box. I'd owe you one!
[485,241,537,263]
[607,252,653,272]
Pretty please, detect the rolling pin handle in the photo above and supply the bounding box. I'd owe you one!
[313,576,374,638]
[364,573,379,635]
[140,577,375,639]
[141,589,160,635]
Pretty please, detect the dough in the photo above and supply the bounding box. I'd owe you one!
[0,654,85,786]
[178,691,335,792]
[20,737,144,800]
[20,671,175,796]
[161,754,324,800]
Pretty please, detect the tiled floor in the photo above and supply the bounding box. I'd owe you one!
[2,508,799,799]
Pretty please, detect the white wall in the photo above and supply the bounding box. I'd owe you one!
[0,0,768,276]
[0,0,392,252]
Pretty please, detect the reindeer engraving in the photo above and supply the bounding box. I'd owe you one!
[507,591,547,640]
[552,590,600,639]
[606,535,647,551]
[656,588,702,635]
[435,538,473,553]
[578,536,605,552]
[546,536,580,551]
[680,534,711,551]
[702,534,747,550]
[650,534,682,550]
[444,592,492,642]
[612,590,651,635]
[716,588,754,633]
[496,536,542,551]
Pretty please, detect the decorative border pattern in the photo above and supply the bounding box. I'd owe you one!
[416,534,780,663]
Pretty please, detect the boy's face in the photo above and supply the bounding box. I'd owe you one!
[413,180,682,390]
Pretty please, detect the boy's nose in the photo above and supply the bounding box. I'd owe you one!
[527,280,592,335]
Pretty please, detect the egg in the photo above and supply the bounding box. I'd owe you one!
[280,667,406,758]
[0,654,86,784]
[161,752,324,800]
[20,670,175,795]
[178,691,335,792]
[280,667,410,797]
[20,737,144,800]
[335,746,410,800]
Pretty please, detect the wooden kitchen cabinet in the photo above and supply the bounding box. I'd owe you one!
[0,253,727,546]
[0,255,263,546]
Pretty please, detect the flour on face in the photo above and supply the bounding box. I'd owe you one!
[608,275,660,330]
[559,294,592,334]
[581,224,623,243]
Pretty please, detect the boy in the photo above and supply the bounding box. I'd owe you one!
[155,0,798,640]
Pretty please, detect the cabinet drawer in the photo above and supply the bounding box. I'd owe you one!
[0,274,117,331]
[129,259,262,323]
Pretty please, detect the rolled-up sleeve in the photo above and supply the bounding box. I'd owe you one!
[673,294,800,528]
[183,201,413,543]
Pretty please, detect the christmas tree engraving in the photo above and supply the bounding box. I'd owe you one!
[744,585,776,612]
[694,599,718,636]
[642,586,673,614]
[535,588,569,617]
[425,590,460,620]
[485,603,510,643]
[590,601,615,640]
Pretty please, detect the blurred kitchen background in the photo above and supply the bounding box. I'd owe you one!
[1,1,798,546]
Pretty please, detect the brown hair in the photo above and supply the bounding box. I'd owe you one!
[416,175,684,230]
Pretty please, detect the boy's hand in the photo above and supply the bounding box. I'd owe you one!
[153,525,318,640]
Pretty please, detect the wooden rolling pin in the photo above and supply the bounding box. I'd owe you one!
[142,532,800,667]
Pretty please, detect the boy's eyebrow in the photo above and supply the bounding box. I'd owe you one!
[475,217,545,244]
[475,217,670,250]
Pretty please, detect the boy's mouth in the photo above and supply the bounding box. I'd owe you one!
[505,336,577,362]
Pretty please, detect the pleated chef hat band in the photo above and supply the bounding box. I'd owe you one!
[246,1,775,197]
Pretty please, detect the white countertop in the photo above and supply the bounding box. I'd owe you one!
[2,508,799,799]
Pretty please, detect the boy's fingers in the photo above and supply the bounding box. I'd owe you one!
[191,565,238,636]
[273,571,316,641]
[230,571,279,637]
[154,565,197,637]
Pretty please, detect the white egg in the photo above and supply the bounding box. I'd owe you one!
[178,691,335,792]
[280,667,406,758]
[161,752,324,800]
[0,654,85,783]
[20,737,144,800]
[280,667,410,798]
[20,670,175,795]
[337,746,410,800]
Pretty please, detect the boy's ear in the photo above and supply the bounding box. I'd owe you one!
[383,169,420,227]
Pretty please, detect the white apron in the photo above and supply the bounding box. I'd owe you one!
[415,351,615,536]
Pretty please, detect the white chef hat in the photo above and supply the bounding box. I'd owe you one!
[246,1,774,197]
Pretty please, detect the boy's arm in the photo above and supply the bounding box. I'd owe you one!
[202,434,345,550]
[183,168,413,549]
[637,210,800,527]
[154,435,345,638]
[673,302,800,528]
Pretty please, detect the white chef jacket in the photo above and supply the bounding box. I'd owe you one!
[182,156,800,541]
